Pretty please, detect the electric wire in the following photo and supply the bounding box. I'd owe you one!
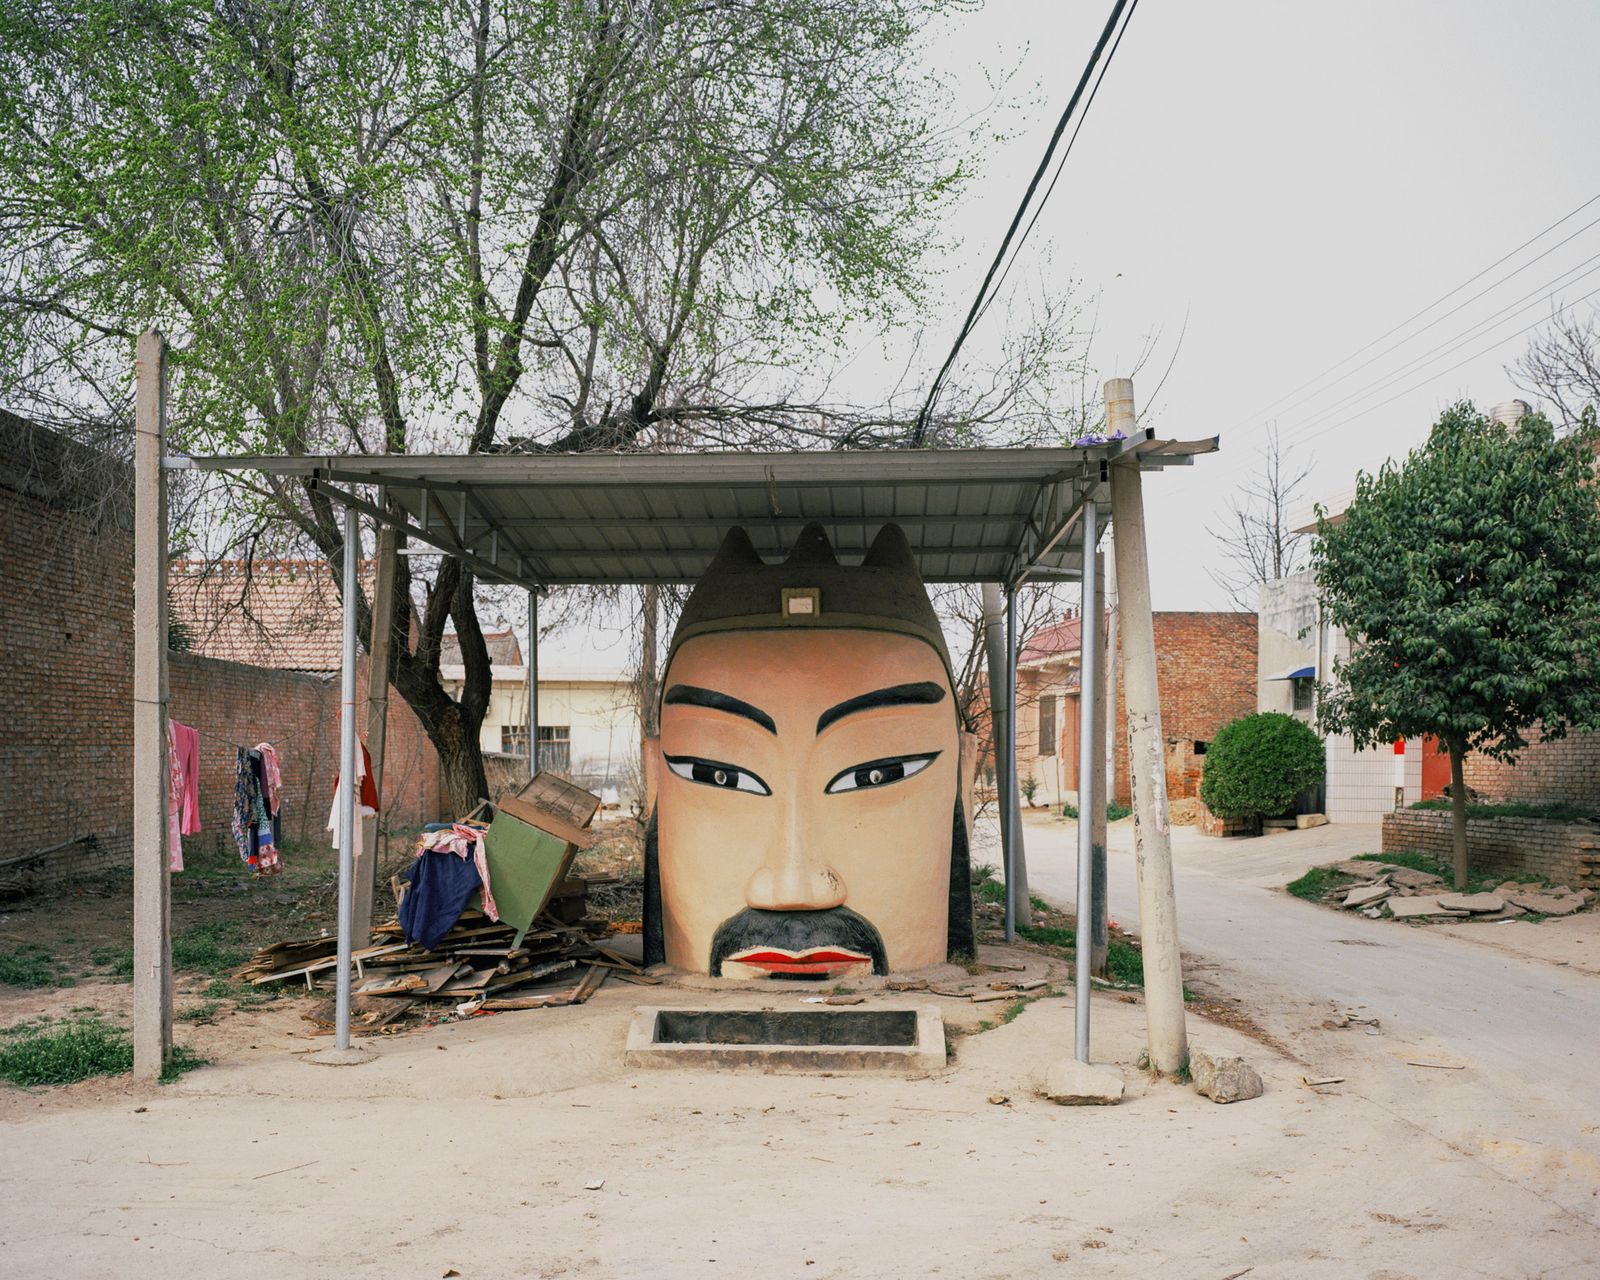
[1266,209,1600,427]
[972,0,1142,333]
[909,0,1134,447]
[1222,188,1600,439]
[1275,249,1600,438]
[1290,280,1600,447]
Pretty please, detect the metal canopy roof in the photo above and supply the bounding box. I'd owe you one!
[174,430,1216,590]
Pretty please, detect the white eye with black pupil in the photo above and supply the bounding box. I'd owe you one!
[663,755,770,795]
[825,753,938,794]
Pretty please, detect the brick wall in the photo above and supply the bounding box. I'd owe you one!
[1113,612,1259,806]
[1463,730,1600,807]
[0,414,442,885]
[1381,810,1600,889]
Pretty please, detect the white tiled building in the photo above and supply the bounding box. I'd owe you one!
[1258,572,1428,823]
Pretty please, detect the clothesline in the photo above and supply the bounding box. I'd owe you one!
[183,723,288,749]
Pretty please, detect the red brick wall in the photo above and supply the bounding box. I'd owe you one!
[1112,612,1259,805]
[1,415,442,884]
[1462,730,1600,807]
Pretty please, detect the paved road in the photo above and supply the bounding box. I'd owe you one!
[1023,813,1600,1225]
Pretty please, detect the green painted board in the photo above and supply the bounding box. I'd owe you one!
[472,811,577,946]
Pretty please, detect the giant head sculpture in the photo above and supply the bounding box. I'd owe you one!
[644,522,975,978]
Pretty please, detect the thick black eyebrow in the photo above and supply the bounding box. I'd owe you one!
[663,684,776,734]
[816,681,947,734]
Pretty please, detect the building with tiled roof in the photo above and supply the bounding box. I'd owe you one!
[170,559,376,672]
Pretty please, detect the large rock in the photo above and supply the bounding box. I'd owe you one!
[1190,1046,1264,1104]
[1436,893,1503,914]
[1044,1058,1125,1106]
[1343,883,1393,909]
[1296,813,1329,829]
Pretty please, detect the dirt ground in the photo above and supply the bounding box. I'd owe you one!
[3,823,1598,1277]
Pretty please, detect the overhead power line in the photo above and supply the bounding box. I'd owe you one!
[909,0,1137,447]
[1275,249,1600,438]
[1222,187,1600,441]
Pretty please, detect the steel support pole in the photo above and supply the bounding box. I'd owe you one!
[335,509,359,1051]
[1106,377,1188,1074]
[1004,584,1018,943]
[1090,550,1109,977]
[132,331,171,1081]
[1074,500,1099,1062]
[527,590,539,777]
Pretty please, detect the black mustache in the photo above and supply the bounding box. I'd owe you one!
[709,906,888,976]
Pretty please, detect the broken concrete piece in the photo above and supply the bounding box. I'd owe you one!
[1343,883,1393,909]
[1503,890,1584,916]
[1190,1046,1264,1104]
[1044,1059,1125,1106]
[1473,904,1528,922]
[1436,893,1503,914]
[1362,907,1384,919]
[1296,813,1329,829]
[1388,895,1453,919]
[1388,867,1446,890]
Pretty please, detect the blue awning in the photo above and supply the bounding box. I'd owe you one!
[1267,665,1316,680]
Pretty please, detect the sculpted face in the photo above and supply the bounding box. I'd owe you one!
[657,628,959,976]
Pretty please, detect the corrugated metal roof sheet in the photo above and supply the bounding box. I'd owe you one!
[175,434,1216,590]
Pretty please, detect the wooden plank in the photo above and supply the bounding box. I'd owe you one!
[510,772,601,829]
[246,942,408,985]
[496,794,595,850]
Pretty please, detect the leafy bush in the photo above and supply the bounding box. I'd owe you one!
[1201,712,1324,822]
[1061,801,1133,822]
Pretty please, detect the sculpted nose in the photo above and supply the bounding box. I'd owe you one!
[744,789,847,911]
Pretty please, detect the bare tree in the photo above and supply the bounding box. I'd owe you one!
[1208,426,1313,612]
[1513,304,1600,433]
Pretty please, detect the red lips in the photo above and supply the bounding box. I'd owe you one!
[729,948,870,975]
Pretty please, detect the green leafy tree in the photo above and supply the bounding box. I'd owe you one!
[1199,712,1324,826]
[0,0,1060,809]
[1313,403,1600,889]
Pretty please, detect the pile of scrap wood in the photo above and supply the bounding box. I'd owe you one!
[234,772,656,1035]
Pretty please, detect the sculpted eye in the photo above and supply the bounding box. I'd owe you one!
[824,753,939,795]
[664,755,770,796]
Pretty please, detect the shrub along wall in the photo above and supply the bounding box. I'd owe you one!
[1381,810,1600,890]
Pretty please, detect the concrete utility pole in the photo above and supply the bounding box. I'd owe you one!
[132,330,172,1081]
[353,515,399,944]
[334,510,360,1050]
[1105,377,1188,1075]
[1089,549,1109,978]
[1073,500,1100,1062]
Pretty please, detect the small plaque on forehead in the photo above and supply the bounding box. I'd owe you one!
[782,587,821,618]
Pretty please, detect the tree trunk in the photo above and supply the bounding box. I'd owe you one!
[435,713,491,816]
[1447,736,1469,891]
[640,584,660,741]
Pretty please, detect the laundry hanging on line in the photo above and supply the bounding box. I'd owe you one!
[165,719,201,873]
[328,741,381,864]
[233,745,285,875]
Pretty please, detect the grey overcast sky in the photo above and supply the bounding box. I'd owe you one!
[904,0,1600,610]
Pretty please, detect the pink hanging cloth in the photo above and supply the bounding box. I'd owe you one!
[165,720,201,872]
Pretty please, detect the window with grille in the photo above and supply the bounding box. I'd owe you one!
[1292,677,1314,712]
[1038,695,1057,756]
[501,725,529,755]
[537,725,572,774]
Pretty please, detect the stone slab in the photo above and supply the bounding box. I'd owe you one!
[1503,891,1584,916]
[1044,1058,1125,1106]
[1191,1046,1264,1104]
[1436,893,1503,914]
[1296,813,1329,829]
[1343,883,1393,909]
[1388,895,1453,919]
[1389,867,1447,889]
